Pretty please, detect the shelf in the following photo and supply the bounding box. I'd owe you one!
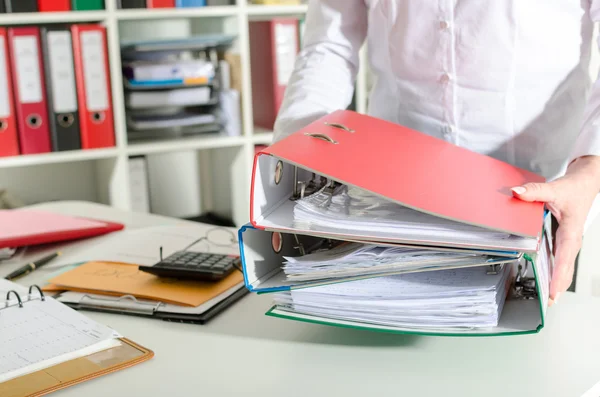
[0,148,119,169]
[116,6,238,20]
[246,4,308,16]
[251,132,274,145]
[126,134,246,155]
[0,10,107,25]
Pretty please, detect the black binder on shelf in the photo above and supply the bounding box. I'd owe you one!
[4,0,38,12]
[118,0,146,8]
[41,26,82,151]
[0,2,5,12]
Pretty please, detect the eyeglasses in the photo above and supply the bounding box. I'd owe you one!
[182,227,238,254]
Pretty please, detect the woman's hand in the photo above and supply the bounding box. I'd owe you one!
[511,155,600,305]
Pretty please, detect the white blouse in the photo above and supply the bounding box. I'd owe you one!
[272,0,600,230]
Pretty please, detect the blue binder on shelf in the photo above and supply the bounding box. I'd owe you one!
[176,0,206,6]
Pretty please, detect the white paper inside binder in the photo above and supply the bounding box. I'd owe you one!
[270,260,545,335]
[251,155,539,252]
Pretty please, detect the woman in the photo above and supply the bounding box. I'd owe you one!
[272,0,600,304]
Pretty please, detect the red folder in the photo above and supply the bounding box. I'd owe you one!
[7,27,51,154]
[38,0,71,11]
[71,24,115,149]
[147,0,174,7]
[250,110,546,246]
[0,210,124,249]
[0,28,19,157]
[249,19,299,130]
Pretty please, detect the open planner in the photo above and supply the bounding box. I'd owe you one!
[239,110,553,337]
[0,279,153,397]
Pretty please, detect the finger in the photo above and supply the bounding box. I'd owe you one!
[549,224,582,302]
[511,182,557,203]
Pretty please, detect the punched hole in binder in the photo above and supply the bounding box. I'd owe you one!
[58,114,74,127]
[274,160,284,185]
[27,114,41,129]
[0,120,6,131]
[92,112,104,123]
[272,232,283,253]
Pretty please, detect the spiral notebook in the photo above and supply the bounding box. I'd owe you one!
[0,279,153,397]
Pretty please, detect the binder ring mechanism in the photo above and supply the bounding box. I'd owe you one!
[80,294,162,314]
[304,133,338,144]
[1,285,45,312]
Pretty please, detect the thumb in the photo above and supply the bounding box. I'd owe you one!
[511,182,556,203]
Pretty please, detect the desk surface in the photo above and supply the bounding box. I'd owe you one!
[3,201,600,397]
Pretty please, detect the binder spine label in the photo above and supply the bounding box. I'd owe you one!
[0,40,10,118]
[274,23,297,86]
[81,31,109,112]
[13,36,43,104]
[48,31,77,113]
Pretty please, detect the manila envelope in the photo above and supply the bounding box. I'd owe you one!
[45,261,244,307]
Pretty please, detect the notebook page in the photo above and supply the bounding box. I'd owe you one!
[0,280,121,383]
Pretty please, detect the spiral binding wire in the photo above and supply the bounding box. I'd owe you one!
[1,285,45,312]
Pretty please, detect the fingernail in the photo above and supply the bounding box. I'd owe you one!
[554,293,561,304]
[548,298,554,307]
[511,186,526,195]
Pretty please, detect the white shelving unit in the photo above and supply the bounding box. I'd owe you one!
[0,1,369,227]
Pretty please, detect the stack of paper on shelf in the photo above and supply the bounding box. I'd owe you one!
[237,110,554,337]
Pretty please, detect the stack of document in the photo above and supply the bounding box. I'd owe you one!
[273,265,512,329]
[239,110,553,337]
[282,242,507,282]
[121,35,236,140]
[294,184,512,243]
[280,185,516,329]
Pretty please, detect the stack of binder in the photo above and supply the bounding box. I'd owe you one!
[121,35,235,141]
[0,0,105,13]
[238,110,555,336]
[0,23,115,157]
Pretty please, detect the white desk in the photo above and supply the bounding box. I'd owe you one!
[3,201,600,397]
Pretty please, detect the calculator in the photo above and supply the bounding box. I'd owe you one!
[140,251,240,281]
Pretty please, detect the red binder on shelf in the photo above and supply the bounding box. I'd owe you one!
[249,19,299,130]
[0,210,124,249]
[71,24,115,149]
[7,27,51,155]
[38,0,71,11]
[250,110,546,252]
[147,0,174,7]
[0,28,19,158]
